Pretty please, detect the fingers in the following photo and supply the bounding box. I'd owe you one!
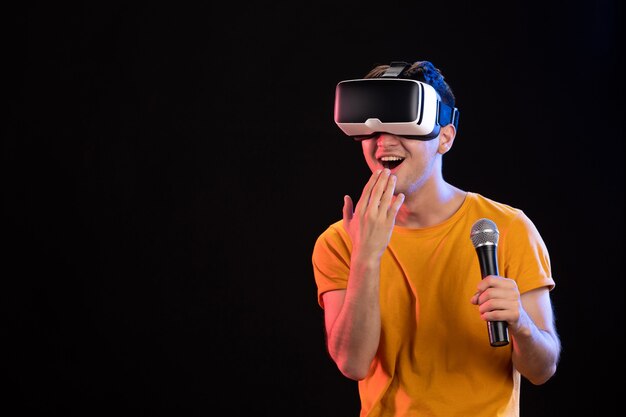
[475,276,516,294]
[470,292,480,305]
[379,172,396,209]
[473,277,515,303]
[342,195,354,223]
[470,276,521,321]
[343,170,404,257]
[369,169,393,211]
[390,193,405,217]
[353,169,398,219]
[355,169,384,214]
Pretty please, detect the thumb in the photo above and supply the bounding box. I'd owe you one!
[342,195,354,223]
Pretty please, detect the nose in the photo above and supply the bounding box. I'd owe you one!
[376,132,400,147]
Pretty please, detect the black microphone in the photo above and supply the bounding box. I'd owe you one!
[470,218,510,347]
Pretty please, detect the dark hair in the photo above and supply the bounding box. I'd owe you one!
[364,61,456,108]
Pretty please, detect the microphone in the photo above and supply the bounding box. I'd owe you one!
[470,218,510,347]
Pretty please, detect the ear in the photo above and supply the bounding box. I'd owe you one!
[437,124,457,154]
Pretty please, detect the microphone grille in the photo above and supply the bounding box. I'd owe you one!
[470,218,499,248]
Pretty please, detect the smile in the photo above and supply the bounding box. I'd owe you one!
[379,156,405,170]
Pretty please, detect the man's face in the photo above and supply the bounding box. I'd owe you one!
[361,133,442,196]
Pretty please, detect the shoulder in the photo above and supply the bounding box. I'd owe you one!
[466,192,546,243]
[315,219,345,241]
[313,220,350,256]
[468,192,523,218]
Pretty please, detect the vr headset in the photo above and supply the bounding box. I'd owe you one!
[334,61,460,140]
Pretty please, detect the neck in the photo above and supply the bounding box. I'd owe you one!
[395,178,467,229]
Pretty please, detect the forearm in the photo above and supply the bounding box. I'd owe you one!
[510,310,561,385]
[327,256,381,380]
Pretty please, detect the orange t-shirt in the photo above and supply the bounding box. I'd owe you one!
[312,192,555,417]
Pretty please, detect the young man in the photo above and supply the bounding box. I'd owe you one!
[312,60,561,416]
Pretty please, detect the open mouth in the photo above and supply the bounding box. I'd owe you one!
[380,156,404,170]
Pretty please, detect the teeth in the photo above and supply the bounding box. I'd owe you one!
[380,156,403,161]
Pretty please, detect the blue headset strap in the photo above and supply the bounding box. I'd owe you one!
[438,102,460,130]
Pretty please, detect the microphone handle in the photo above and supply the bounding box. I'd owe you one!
[476,245,510,347]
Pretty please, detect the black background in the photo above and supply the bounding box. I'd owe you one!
[4,2,623,416]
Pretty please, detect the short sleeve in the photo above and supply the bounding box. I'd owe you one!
[499,212,555,294]
[311,222,352,308]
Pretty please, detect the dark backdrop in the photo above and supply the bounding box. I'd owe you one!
[4,2,623,416]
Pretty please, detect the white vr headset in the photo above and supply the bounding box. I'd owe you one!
[334,61,460,140]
